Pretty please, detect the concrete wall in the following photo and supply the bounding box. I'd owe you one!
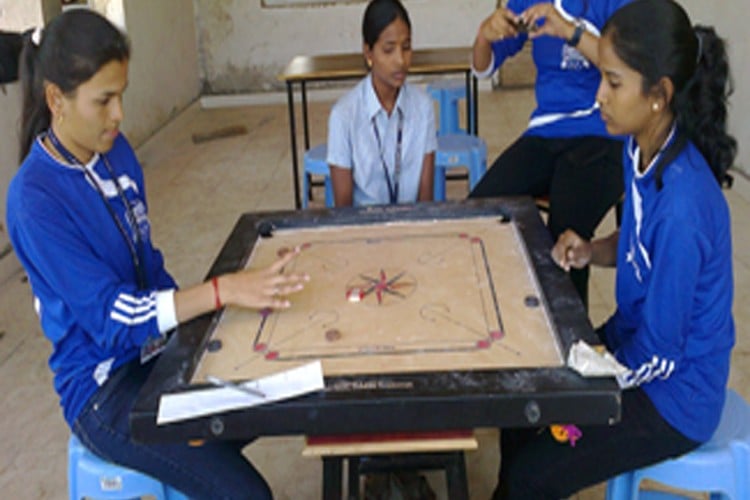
[0,0,45,31]
[0,83,23,280]
[193,0,494,93]
[119,0,201,147]
[681,0,748,173]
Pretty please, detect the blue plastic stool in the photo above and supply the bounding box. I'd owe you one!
[605,389,750,500]
[427,79,468,136]
[68,434,188,500]
[302,143,334,208]
[434,133,487,201]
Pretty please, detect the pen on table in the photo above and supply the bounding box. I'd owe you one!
[206,375,266,398]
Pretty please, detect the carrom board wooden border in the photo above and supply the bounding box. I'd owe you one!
[132,197,620,443]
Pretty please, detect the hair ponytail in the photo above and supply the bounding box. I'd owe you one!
[674,26,736,185]
[604,0,736,188]
[17,9,130,163]
[19,31,49,163]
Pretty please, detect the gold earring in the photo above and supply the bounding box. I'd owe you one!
[367,59,372,68]
[58,114,64,125]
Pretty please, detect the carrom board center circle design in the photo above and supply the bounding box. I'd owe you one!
[345,268,417,306]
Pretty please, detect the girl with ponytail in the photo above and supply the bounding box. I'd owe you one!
[494,1,736,498]
[18,19,130,162]
[8,9,308,498]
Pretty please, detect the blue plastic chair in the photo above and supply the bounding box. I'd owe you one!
[302,143,334,208]
[434,133,487,202]
[605,389,750,500]
[427,79,469,136]
[68,434,188,500]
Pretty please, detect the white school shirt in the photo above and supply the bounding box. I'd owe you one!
[327,74,437,206]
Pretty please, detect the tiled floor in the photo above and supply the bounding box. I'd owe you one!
[0,86,748,499]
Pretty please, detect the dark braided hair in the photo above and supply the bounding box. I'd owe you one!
[18,9,129,163]
[603,0,736,188]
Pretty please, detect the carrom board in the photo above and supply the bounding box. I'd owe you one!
[131,199,620,443]
[194,217,563,383]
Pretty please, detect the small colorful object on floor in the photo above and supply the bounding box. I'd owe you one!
[550,424,582,447]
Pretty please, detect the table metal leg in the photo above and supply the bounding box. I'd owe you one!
[286,81,302,210]
[465,71,472,135]
[347,456,360,500]
[301,81,310,151]
[445,452,470,500]
[301,81,313,203]
[323,456,343,500]
[472,74,479,136]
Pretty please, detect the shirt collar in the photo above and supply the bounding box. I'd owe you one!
[364,73,406,121]
[37,134,100,172]
[628,124,678,181]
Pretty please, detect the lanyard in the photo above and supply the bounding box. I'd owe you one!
[47,129,147,290]
[371,107,403,204]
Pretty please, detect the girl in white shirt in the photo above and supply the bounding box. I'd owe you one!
[327,0,436,206]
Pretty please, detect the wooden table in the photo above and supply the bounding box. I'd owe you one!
[278,47,479,209]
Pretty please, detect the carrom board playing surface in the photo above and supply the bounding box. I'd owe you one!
[193,217,563,383]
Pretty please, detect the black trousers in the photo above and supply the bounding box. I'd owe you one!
[469,135,624,307]
[493,387,699,500]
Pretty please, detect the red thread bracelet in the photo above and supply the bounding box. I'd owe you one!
[211,276,222,310]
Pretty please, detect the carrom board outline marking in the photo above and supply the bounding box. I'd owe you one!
[250,231,506,362]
